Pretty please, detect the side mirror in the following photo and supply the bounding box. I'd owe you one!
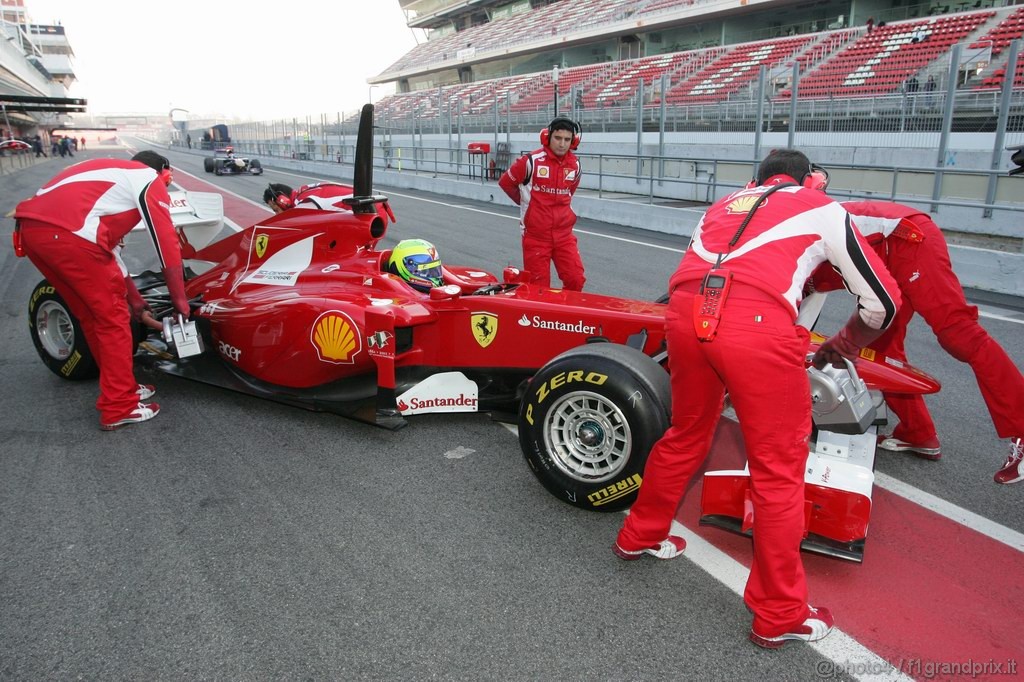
[429,284,461,300]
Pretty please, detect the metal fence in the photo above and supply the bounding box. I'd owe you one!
[179,40,1024,227]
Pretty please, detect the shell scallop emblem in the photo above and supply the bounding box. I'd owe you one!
[725,194,762,214]
[311,311,362,364]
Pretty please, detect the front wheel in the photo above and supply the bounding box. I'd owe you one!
[28,280,98,380]
[518,343,671,512]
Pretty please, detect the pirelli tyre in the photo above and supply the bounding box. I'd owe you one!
[203,157,215,173]
[28,279,99,381]
[248,159,263,175]
[518,343,671,512]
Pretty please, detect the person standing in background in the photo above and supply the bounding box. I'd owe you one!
[499,116,585,291]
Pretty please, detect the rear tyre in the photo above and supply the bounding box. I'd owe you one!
[28,280,98,380]
[249,159,263,175]
[518,343,671,512]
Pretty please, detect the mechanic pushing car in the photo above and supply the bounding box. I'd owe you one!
[498,116,585,291]
[806,199,1024,484]
[614,149,901,649]
[13,151,189,431]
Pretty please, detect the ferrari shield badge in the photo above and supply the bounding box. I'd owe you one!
[255,234,269,258]
[471,312,498,348]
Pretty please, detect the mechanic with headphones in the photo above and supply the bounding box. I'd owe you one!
[13,151,190,431]
[263,183,297,213]
[262,182,393,227]
[614,149,901,649]
[806,197,1024,484]
[498,116,585,291]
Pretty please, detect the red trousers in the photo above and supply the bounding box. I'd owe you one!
[617,285,813,637]
[522,230,586,291]
[874,224,1024,443]
[22,223,139,423]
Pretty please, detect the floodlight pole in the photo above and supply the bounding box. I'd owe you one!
[552,65,559,117]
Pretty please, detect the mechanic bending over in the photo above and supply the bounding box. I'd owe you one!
[13,151,189,431]
[262,182,393,227]
[498,116,585,291]
[806,199,1024,485]
[615,149,901,649]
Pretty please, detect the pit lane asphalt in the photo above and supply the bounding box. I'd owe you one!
[1,148,1020,680]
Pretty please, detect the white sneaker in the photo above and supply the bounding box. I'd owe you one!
[749,605,835,649]
[994,437,1024,485]
[101,402,160,431]
[137,384,156,400]
[613,535,686,560]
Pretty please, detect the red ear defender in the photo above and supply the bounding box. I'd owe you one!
[804,164,830,191]
[275,193,292,210]
[158,168,173,186]
[541,118,582,150]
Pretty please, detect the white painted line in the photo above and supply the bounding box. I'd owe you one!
[503,416,1024,555]
[383,189,690,253]
[670,520,913,681]
[874,471,1024,553]
[976,307,1024,324]
[172,168,274,212]
[248,170,1024,319]
[504,414,1020,675]
[507,417,916,677]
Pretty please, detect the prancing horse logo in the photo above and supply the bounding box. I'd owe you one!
[471,312,498,348]
[255,234,269,258]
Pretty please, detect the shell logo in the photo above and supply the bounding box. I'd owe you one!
[725,194,762,214]
[311,311,362,364]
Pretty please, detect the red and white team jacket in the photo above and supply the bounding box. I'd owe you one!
[499,147,582,239]
[293,182,355,211]
[292,182,392,226]
[671,176,900,331]
[14,158,182,272]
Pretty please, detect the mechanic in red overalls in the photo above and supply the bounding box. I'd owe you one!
[498,117,584,291]
[14,151,189,430]
[807,200,1024,484]
[615,150,901,648]
[263,182,393,226]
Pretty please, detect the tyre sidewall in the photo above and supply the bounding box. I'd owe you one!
[519,345,670,512]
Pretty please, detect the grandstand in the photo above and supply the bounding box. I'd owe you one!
[373,0,1024,125]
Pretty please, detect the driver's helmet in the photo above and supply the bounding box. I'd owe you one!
[387,239,443,292]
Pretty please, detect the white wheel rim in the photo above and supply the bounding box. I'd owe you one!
[542,390,632,482]
[35,300,75,360]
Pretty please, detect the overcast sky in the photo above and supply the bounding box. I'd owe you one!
[24,0,423,121]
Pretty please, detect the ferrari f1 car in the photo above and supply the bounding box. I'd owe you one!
[24,105,939,562]
[203,146,263,176]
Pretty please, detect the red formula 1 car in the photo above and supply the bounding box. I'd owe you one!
[24,105,939,561]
